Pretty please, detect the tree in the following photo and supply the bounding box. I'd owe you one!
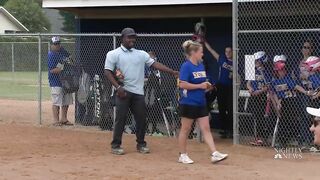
[4,0,51,32]
[59,10,76,32]
[0,0,9,6]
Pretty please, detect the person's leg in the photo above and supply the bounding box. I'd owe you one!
[61,93,73,124]
[61,105,69,121]
[52,105,60,123]
[226,85,233,135]
[178,117,194,154]
[217,84,228,136]
[278,99,290,147]
[111,94,130,149]
[51,87,62,124]
[256,95,268,140]
[197,116,217,153]
[130,94,148,148]
[300,96,313,145]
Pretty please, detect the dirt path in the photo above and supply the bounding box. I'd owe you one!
[0,123,319,180]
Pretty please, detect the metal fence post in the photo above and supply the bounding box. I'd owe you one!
[112,33,117,126]
[38,34,42,125]
[233,0,239,145]
[11,42,15,73]
[113,33,117,49]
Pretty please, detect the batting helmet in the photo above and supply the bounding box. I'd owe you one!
[305,56,320,72]
[254,51,268,63]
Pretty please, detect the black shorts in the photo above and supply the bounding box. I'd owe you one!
[179,104,208,119]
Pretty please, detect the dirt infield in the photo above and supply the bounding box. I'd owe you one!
[0,99,75,126]
[0,99,319,179]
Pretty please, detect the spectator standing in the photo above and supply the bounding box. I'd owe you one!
[297,40,315,148]
[204,42,233,138]
[104,28,178,155]
[47,36,74,126]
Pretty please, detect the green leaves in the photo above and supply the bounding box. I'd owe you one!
[4,0,51,32]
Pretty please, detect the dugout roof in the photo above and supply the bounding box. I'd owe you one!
[42,0,232,19]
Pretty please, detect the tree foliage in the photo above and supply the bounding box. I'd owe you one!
[4,0,51,32]
[59,10,76,32]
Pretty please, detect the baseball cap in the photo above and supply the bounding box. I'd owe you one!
[51,36,61,44]
[121,28,137,37]
[306,107,320,118]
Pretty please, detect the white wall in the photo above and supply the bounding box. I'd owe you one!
[0,12,21,33]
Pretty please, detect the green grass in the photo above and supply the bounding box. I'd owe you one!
[0,71,51,101]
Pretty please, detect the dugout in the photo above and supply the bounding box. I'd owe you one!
[42,0,232,130]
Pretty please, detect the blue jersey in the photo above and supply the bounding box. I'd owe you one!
[47,47,70,87]
[251,68,272,91]
[218,54,233,86]
[308,73,320,90]
[179,60,207,106]
[271,75,297,99]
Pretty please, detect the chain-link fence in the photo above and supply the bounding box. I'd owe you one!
[234,0,320,149]
[0,33,193,137]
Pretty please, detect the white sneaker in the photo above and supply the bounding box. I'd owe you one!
[211,151,228,163]
[178,153,194,164]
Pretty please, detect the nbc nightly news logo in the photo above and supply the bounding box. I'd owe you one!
[274,147,303,159]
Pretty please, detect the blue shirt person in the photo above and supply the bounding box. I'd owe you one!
[47,36,73,126]
[48,47,70,87]
[271,74,309,100]
[217,54,233,86]
[179,60,207,106]
[271,75,298,99]
[308,73,320,90]
[249,68,273,92]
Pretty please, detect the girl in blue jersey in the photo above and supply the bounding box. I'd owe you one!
[178,40,228,164]
[204,42,233,138]
[304,56,320,152]
[271,55,311,147]
[247,51,273,146]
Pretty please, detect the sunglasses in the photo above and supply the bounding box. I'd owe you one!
[303,46,312,50]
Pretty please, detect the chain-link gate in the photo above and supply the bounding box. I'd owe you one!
[234,0,320,150]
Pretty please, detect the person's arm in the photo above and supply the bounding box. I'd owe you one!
[247,81,254,93]
[146,51,179,77]
[270,92,282,117]
[179,80,209,90]
[50,67,62,74]
[178,62,210,91]
[105,70,121,89]
[104,52,126,98]
[204,42,220,61]
[151,62,179,77]
[295,85,310,96]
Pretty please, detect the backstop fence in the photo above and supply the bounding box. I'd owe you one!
[0,33,194,138]
[234,0,320,149]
